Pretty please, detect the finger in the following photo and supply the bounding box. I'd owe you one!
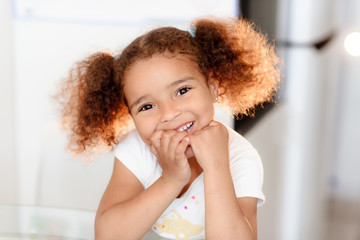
[188,134,200,153]
[160,130,177,156]
[174,136,190,161]
[150,130,163,149]
[167,131,189,155]
[188,134,196,147]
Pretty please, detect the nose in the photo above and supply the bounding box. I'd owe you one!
[160,101,182,123]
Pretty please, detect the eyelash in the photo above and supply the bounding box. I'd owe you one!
[177,86,191,96]
[138,86,191,112]
[139,104,154,112]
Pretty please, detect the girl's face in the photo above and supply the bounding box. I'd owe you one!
[123,54,218,146]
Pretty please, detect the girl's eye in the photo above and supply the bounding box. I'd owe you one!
[177,87,191,96]
[139,104,154,112]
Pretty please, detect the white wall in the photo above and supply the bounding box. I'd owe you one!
[327,0,360,202]
[13,20,141,210]
[251,47,332,240]
[0,0,17,205]
[252,0,360,239]
[251,0,338,239]
[330,47,360,201]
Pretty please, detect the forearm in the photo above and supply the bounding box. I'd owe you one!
[95,177,183,240]
[204,167,254,240]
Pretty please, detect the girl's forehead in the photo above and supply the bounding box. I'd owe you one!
[122,54,208,100]
[123,54,202,85]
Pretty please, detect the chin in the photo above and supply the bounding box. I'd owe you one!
[185,145,195,159]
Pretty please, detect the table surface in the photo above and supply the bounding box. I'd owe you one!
[0,205,174,240]
[0,205,95,240]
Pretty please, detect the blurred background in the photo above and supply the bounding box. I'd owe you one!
[0,0,359,239]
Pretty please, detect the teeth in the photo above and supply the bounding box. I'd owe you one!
[177,122,193,132]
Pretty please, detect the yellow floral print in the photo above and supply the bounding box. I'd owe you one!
[153,209,203,240]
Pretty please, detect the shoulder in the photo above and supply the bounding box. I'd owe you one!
[226,126,262,176]
[225,125,265,205]
[114,129,143,154]
[113,129,147,174]
[114,129,155,160]
[226,125,261,161]
[113,130,160,187]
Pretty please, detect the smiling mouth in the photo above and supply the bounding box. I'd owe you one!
[176,121,194,133]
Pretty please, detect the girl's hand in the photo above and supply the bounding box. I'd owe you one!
[189,121,229,171]
[150,130,191,187]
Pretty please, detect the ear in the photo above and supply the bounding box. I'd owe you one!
[208,78,218,102]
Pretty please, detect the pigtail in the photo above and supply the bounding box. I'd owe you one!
[56,52,131,156]
[191,18,280,116]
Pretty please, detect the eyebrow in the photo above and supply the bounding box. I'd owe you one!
[129,76,194,111]
[168,76,194,89]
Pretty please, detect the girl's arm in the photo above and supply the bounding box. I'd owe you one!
[203,167,258,239]
[95,130,191,240]
[189,121,258,239]
[94,158,185,240]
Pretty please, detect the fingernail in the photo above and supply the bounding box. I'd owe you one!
[184,137,189,141]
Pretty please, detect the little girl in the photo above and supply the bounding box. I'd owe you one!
[57,17,279,240]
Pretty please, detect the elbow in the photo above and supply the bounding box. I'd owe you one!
[94,215,105,240]
[94,214,135,240]
[94,213,114,240]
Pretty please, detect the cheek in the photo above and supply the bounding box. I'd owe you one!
[199,99,215,118]
[205,105,215,122]
[132,118,154,145]
[190,100,215,128]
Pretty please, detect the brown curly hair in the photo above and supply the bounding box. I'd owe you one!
[56,17,280,155]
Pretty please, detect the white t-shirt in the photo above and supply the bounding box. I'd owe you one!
[114,126,265,240]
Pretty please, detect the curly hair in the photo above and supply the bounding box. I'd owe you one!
[56,17,280,155]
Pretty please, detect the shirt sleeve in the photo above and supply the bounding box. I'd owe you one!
[113,131,148,187]
[228,129,265,207]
